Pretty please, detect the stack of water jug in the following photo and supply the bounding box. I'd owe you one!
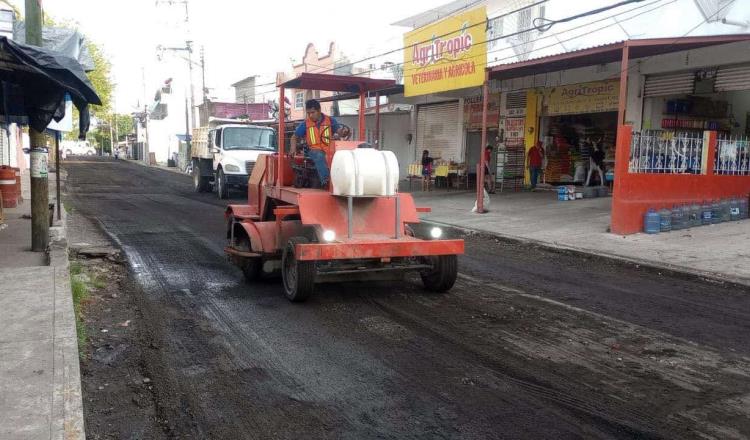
[644,196,750,234]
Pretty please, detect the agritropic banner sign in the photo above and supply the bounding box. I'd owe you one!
[404,7,487,97]
[546,80,620,116]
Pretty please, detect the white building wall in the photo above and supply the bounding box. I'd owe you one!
[338,113,412,177]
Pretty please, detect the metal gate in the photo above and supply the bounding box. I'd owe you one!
[416,101,460,162]
[644,72,695,97]
[715,64,750,92]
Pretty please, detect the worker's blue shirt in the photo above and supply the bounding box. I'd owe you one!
[294,115,341,138]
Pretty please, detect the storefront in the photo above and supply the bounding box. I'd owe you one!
[464,93,500,174]
[641,63,750,138]
[415,101,461,162]
[538,80,620,185]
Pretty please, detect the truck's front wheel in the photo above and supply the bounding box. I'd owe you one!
[216,168,229,199]
[193,163,210,192]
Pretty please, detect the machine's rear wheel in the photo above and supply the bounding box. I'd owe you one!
[420,255,458,292]
[237,234,261,282]
[282,237,315,302]
[193,165,210,192]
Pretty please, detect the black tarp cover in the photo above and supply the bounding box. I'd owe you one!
[0,36,101,139]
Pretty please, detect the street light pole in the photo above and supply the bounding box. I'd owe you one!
[186,40,196,130]
[25,0,49,251]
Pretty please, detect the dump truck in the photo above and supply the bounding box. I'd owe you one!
[191,118,276,199]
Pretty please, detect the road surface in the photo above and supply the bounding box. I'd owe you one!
[65,157,750,440]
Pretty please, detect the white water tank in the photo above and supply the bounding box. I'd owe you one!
[331,148,399,197]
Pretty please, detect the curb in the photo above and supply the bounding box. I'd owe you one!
[423,218,750,289]
[124,158,187,176]
[48,179,86,440]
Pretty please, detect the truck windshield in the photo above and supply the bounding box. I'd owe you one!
[223,127,274,151]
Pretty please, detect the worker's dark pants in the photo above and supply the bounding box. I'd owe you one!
[305,148,329,186]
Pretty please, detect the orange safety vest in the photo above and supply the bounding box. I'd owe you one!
[305,115,332,152]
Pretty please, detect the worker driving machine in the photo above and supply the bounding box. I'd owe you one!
[224,73,464,302]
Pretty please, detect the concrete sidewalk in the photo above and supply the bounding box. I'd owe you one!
[0,169,84,440]
[412,189,750,287]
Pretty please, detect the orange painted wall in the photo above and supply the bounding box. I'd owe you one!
[611,126,750,235]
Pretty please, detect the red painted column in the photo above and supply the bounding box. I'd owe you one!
[704,130,717,176]
[610,125,633,235]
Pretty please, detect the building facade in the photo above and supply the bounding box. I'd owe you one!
[232,76,257,104]
[278,42,340,121]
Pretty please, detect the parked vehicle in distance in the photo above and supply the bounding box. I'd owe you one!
[61,140,96,156]
[191,118,276,199]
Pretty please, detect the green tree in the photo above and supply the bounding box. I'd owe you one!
[115,114,133,142]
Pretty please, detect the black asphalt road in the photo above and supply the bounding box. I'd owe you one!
[66,157,750,440]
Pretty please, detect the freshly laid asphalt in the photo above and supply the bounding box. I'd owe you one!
[66,157,750,440]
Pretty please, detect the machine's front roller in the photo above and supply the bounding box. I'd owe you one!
[282,237,316,302]
[420,255,458,292]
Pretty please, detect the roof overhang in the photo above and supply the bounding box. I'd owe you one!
[279,73,396,93]
[316,84,405,103]
[489,34,750,81]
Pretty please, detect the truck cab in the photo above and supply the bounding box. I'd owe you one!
[192,120,276,198]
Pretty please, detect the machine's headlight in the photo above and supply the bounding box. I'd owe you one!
[322,230,336,242]
[224,164,241,172]
[430,227,443,239]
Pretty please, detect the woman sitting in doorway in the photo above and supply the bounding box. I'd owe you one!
[421,149,434,191]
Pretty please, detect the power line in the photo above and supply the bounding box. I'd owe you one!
[608,0,737,83]
[247,0,554,95]
[248,0,669,98]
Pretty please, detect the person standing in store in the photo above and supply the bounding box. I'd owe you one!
[421,149,434,192]
[483,144,496,194]
[586,142,606,187]
[526,141,545,191]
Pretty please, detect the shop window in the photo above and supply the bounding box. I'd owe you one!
[294,92,304,109]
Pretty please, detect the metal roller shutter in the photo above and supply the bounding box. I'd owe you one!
[715,64,750,92]
[644,72,695,97]
[416,101,460,162]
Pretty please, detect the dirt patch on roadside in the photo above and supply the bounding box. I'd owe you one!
[74,254,171,440]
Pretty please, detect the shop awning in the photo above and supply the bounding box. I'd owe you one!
[279,73,395,93]
[0,36,101,138]
[488,34,750,81]
[316,84,404,103]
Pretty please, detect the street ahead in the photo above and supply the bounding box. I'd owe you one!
[66,157,750,440]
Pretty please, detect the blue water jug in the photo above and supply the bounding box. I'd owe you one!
[659,208,672,232]
[719,199,730,222]
[730,198,740,221]
[701,200,712,225]
[671,205,682,230]
[740,196,749,219]
[689,203,701,228]
[711,200,721,224]
[644,209,660,234]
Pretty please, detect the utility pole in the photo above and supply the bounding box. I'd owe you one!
[186,40,196,130]
[184,96,190,166]
[109,117,114,156]
[25,0,48,251]
[112,90,118,155]
[200,45,207,104]
[155,0,196,129]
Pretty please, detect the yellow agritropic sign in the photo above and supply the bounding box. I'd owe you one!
[403,7,487,97]
[546,80,620,116]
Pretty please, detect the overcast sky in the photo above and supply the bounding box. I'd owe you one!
[32,0,441,113]
[16,0,750,114]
